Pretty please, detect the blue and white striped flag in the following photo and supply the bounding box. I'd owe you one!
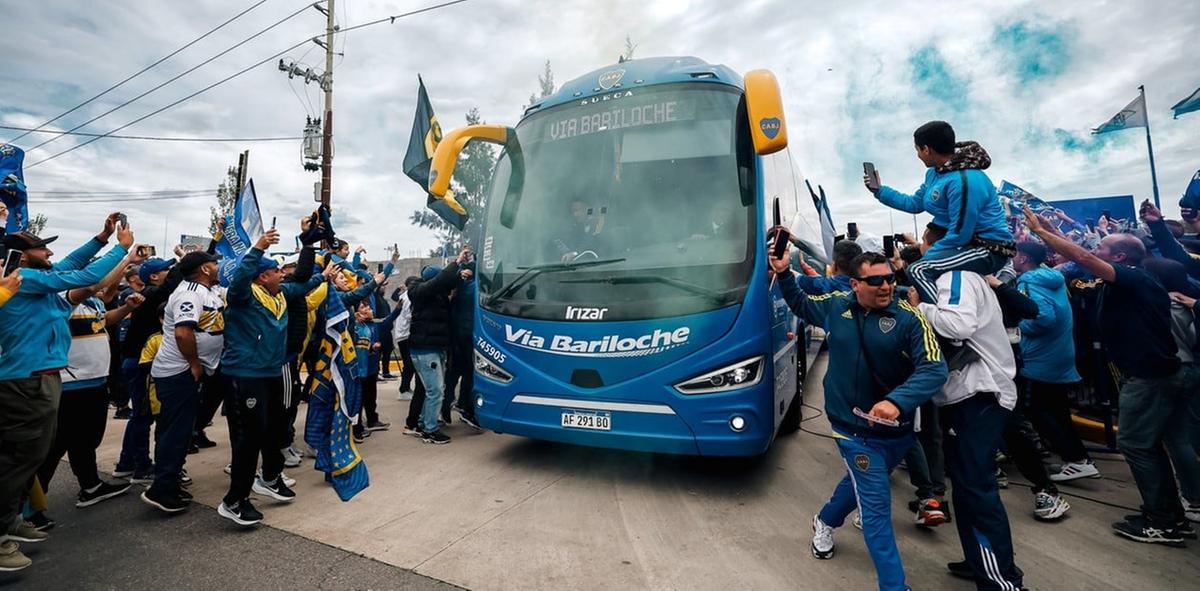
[213,179,264,286]
[1092,94,1147,134]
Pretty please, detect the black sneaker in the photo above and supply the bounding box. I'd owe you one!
[113,407,133,420]
[1112,516,1186,547]
[178,489,194,502]
[179,468,193,487]
[947,560,974,580]
[112,465,135,478]
[193,432,217,449]
[460,414,483,430]
[421,430,451,445]
[218,499,263,526]
[1123,514,1196,540]
[366,420,391,432]
[187,442,199,454]
[76,481,132,508]
[352,426,365,444]
[130,465,155,484]
[141,489,189,514]
[252,476,297,503]
[27,511,55,532]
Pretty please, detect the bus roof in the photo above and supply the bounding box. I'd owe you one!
[524,56,744,118]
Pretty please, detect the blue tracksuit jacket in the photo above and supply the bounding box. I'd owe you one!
[876,167,1012,259]
[778,272,947,435]
[221,247,322,378]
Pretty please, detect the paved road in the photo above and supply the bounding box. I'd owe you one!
[6,353,1200,589]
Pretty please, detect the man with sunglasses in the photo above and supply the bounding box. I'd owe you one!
[770,248,946,591]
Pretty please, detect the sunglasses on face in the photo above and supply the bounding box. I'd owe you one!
[856,273,896,287]
[1181,208,1197,220]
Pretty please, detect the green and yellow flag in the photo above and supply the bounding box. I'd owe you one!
[404,76,467,230]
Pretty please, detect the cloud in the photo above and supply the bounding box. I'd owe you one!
[2,0,1199,257]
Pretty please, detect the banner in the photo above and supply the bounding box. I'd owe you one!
[0,144,29,233]
[1171,85,1200,119]
[303,287,369,501]
[997,180,1052,213]
[1092,93,1147,134]
[403,76,468,230]
[213,178,263,286]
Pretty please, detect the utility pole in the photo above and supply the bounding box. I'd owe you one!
[277,1,336,207]
[319,0,335,207]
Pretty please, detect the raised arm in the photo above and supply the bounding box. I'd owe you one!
[1141,201,1200,279]
[1024,204,1115,283]
[870,170,928,215]
[22,226,134,295]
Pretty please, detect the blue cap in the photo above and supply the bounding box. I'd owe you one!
[256,256,279,276]
[420,265,442,281]
[138,258,176,283]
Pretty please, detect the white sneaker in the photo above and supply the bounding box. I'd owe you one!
[1049,461,1100,482]
[851,511,862,530]
[223,463,232,475]
[281,447,302,468]
[226,464,296,488]
[1183,497,1200,524]
[1033,491,1070,521]
[811,515,835,559]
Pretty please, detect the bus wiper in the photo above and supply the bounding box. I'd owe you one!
[559,274,726,303]
[485,257,626,306]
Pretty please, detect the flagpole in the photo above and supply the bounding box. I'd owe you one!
[1140,85,1162,209]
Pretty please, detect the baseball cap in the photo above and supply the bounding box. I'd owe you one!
[176,251,219,277]
[138,257,177,283]
[2,231,57,250]
[256,256,279,276]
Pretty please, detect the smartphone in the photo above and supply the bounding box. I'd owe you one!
[847,222,860,240]
[863,162,880,191]
[771,227,790,260]
[137,245,157,258]
[3,249,22,276]
[883,234,895,259]
[270,216,276,229]
[377,263,384,273]
[116,213,129,229]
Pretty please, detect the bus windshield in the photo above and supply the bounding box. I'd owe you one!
[478,83,755,321]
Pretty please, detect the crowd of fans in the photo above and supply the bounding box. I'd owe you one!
[0,204,479,571]
[775,120,1199,590]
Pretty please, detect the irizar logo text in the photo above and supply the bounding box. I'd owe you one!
[565,306,608,320]
[504,324,691,358]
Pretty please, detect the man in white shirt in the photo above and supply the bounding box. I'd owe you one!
[142,252,224,514]
[910,223,1024,591]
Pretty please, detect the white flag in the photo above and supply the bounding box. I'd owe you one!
[1092,94,1147,134]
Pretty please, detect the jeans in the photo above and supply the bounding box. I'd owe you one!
[941,393,1022,591]
[37,384,109,492]
[224,376,286,506]
[117,357,153,471]
[818,430,913,591]
[411,348,447,434]
[0,375,62,533]
[1118,370,1190,525]
[1163,363,1200,503]
[150,370,200,497]
[907,245,1007,304]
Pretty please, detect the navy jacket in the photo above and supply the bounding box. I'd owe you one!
[779,272,947,436]
[221,248,321,378]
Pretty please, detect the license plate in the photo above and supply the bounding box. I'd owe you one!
[560,410,611,431]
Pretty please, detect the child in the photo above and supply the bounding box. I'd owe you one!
[352,301,384,442]
[867,121,1015,303]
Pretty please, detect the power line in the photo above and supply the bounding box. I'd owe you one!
[25,0,475,169]
[32,189,211,195]
[0,125,300,143]
[30,193,211,204]
[4,0,272,145]
[27,1,314,153]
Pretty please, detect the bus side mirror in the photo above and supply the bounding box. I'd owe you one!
[744,69,787,155]
[428,124,516,197]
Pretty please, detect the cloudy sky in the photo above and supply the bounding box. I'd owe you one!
[4,0,1199,256]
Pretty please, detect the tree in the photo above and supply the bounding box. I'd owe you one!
[621,35,638,61]
[524,60,555,110]
[409,107,498,256]
[209,166,239,235]
[27,213,48,235]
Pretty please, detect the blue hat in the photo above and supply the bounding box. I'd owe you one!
[138,257,176,283]
[256,256,279,276]
[420,265,442,281]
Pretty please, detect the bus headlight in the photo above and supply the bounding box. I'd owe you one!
[474,350,513,383]
[674,356,765,394]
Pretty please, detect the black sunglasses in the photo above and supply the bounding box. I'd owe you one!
[856,273,896,287]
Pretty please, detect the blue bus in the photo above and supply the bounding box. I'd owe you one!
[429,56,827,456]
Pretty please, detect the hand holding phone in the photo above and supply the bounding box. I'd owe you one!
[4,249,23,277]
[771,226,790,260]
[863,162,881,193]
[136,245,157,259]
